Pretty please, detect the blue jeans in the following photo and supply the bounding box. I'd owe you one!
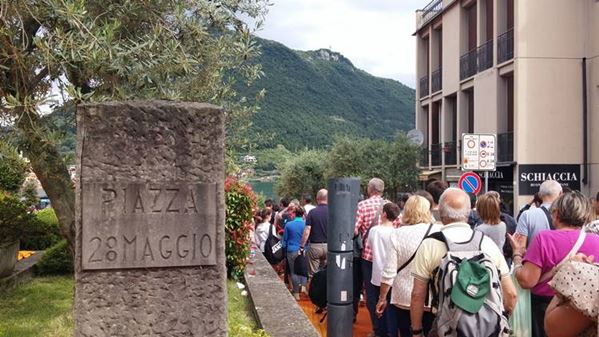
[384,293,399,337]
[362,260,386,336]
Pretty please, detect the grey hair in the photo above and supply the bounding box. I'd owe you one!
[368,178,385,194]
[539,180,562,198]
[551,191,594,228]
[439,187,471,222]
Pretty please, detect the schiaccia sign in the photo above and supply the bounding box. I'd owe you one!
[518,164,581,195]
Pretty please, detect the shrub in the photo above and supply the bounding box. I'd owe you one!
[225,177,256,280]
[20,179,39,209]
[275,149,327,199]
[0,192,30,244]
[0,141,28,194]
[34,240,73,275]
[20,208,62,250]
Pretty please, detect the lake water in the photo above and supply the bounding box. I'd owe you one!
[249,180,277,200]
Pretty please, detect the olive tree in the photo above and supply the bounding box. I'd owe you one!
[326,135,420,199]
[0,0,269,250]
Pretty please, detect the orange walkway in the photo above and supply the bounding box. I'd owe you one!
[296,292,373,337]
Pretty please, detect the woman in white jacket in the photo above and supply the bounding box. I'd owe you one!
[375,195,441,337]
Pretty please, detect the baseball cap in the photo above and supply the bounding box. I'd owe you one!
[450,259,491,314]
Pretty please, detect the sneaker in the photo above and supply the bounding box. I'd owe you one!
[315,306,324,314]
[293,293,301,301]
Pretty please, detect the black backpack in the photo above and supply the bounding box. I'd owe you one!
[309,267,327,309]
[263,224,284,265]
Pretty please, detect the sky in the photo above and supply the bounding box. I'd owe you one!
[256,0,426,88]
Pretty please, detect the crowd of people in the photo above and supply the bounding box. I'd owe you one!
[250,178,599,337]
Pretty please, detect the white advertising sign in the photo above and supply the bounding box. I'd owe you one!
[461,133,496,171]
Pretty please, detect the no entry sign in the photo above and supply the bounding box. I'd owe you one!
[459,172,482,195]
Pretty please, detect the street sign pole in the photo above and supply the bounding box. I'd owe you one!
[485,171,489,193]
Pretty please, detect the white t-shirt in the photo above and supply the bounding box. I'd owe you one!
[254,221,271,252]
[304,204,315,215]
[367,225,395,286]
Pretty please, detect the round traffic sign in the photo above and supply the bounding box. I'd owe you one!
[458,172,482,195]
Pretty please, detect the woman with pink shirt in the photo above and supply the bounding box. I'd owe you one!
[509,191,599,337]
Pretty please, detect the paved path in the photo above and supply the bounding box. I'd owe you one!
[296,292,373,337]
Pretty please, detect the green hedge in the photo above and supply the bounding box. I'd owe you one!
[34,240,73,275]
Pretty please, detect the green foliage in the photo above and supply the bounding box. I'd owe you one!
[254,145,293,172]
[20,179,39,209]
[20,208,62,250]
[239,39,416,150]
[0,141,28,194]
[34,240,74,276]
[326,135,421,199]
[0,192,30,244]
[227,280,269,337]
[275,150,327,199]
[225,177,257,280]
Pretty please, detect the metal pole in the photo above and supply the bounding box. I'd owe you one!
[327,178,360,337]
[485,171,489,193]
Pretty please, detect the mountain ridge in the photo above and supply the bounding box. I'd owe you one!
[242,37,416,150]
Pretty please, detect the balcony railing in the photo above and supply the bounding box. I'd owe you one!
[460,49,477,80]
[431,143,442,166]
[478,39,494,72]
[431,68,442,93]
[443,141,457,166]
[498,131,514,162]
[498,28,514,64]
[420,147,429,167]
[418,0,443,29]
[419,75,429,98]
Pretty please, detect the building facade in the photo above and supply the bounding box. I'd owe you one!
[415,0,599,213]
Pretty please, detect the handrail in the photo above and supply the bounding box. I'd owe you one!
[418,0,443,29]
[431,68,442,93]
[477,39,494,72]
[498,28,514,63]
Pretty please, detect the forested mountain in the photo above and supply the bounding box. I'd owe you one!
[242,38,415,150]
[41,37,415,159]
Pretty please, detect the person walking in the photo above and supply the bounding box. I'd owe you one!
[354,178,388,336]
[303,194,316,215]
[254,208,273,253]
[515,180,562,247]
[300,189,328,278]
[282,205,307,300]
[474,193,507,250]
[368,202,401,336]
[410,188,517,337]
[509,191,599,337]
[376,196,441,337]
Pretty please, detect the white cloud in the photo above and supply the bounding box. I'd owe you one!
[257,0,425,88]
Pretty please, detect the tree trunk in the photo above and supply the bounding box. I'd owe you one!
[16,110,75,253]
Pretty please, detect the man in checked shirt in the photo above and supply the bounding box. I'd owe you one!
[354,178,391,337]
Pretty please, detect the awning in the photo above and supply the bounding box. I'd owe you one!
[418,170,442,181]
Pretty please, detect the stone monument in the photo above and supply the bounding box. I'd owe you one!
[75,101,226,336]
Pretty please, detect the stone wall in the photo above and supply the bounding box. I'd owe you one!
[75,101,226,337]
[244,251,320,337]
